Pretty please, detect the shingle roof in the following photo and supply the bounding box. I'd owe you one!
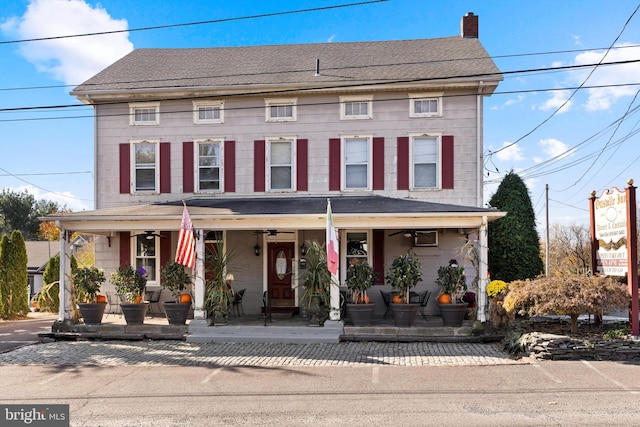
[71,37,501,96]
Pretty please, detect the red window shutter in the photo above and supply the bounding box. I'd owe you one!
[119,231,130,266]
[373,137,384,190]
[183,142,194,193]
[373,229,385,285]
[296,139,308,191]
[397,137,409,190]
[160,231,171,270]
[329,138,341,191]
[254,140,266,192]
[160,142,171,193]
[224,140,236,193]
[442,135,454,189]
[119,144,130,194]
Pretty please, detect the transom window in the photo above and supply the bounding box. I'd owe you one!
[129,102,160,125]
[195,139,222,192]
[267,137,295,191]
[409,93,442,118]
[411,134,439,189]
[343,136,371,190]
[193,101,224,124]
[132,140,159,193]
[134,232,158,284]
[340,95,373,120]
[265,98,297,122]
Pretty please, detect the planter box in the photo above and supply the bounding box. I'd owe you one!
[78,302,107,325]
[120,303,149,325]
[163,302,191,325]
[346,303,375,326]
[439,303,468,327]
[390,303,419,327]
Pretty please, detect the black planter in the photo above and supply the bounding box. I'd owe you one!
[163,302,191,325]
[439,303,468,327]
[390,303,419,327]
[78,302,107,325]
[120,303,148,325]
[346,303,375,326]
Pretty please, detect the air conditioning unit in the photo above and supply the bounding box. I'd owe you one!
[414,230,438,247]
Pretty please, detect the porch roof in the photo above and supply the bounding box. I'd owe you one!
[48,195,504,233]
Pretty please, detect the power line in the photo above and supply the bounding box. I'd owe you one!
[0,0,388,45]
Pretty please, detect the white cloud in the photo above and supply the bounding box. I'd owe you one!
[327,35,335,43]
[495,141,524,162]
[538,89,573,113]
[12,185,90,212]
[1,0,133,86]
[539,138,572,159]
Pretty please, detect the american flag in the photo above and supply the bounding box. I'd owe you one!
[175,204,196,269]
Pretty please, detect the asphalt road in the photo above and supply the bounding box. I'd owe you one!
[0,313,56,353]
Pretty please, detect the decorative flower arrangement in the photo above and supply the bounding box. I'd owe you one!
[435,260,467,303]
[385,251,423,303]
[111,264,147,303]
[487,279,508,298]
[462,291,476,307]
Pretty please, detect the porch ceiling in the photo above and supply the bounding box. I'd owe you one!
[47,195,504,233]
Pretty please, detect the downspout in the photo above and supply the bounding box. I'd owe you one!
[478,215,489,322]
[476,81,484,207]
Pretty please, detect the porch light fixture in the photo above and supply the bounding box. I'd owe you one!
[301,242,307,255]
[254,234,260,256]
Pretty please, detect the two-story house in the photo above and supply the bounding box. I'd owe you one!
[51,13,504,327]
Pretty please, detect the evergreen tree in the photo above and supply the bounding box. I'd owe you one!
[0,235,8,318]
[488,171,544,282]
[9,231,29,316]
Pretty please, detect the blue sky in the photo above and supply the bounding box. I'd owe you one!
[1,0,639,230]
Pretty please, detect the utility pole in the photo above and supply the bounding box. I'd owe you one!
[545,184,550,276]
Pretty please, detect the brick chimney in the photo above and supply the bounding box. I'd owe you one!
[461,12,478,38]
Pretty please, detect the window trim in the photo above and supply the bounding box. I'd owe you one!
[409,132,441,190]
[131,139,160,194]
[266,136,296,192]
[193,100,224,124]
[131,231,160,285]
[194,138,224,193]
[265,98,297,122]
[340,95,373,120]
[129,102,160,126]
[409,93,443,118]
[341,135,372,191]
[342,230,371,283]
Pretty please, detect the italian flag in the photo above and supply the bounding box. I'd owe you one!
[326,199,339,275]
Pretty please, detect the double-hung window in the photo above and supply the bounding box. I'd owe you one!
[129,102,160,125]
[409,93,442,118]
[265,98,297,122]
[195,138,222,192]
[134,231,158,284]
[340,95,373,120]
[411,133,439,189]
[267,137,295,191]
[132,140,159,193]
[343,136,371,190]
[193,100,224,124]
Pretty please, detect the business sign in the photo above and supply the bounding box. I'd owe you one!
[593,187,627,276]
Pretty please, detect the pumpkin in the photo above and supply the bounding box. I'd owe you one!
[134,295,142,303]
[95,294,107,304]
[356,295,370,304]
[438,293,452,304]
[180,293,192,304]
[392,295,403,304]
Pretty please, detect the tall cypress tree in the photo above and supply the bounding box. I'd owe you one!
[0,235,10,318]
[9,231,29,316]
[488,171,544,282]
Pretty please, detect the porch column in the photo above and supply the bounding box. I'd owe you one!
[58,229,72,322]
[477,216,489,322]
[329,270,341,321]
[193,229,205,320]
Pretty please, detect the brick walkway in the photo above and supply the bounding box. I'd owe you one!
[0,341,522,367]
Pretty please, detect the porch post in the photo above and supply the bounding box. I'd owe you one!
[193,229,205,320]
[329,270,341,321]
[477,216,489,322]
[58,229,73,322]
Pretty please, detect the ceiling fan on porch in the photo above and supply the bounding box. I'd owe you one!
[131,231,167,240]
[254,230,295,236]
[388,230,417,238]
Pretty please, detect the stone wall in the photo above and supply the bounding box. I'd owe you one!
[516,332,640,361]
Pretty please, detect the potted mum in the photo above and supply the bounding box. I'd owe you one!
[111,264,148,324]
[435,260,468,327]
[160,261,193,325]
[75,266,107,325]
[345,259,376,326]
[385,251,423,327]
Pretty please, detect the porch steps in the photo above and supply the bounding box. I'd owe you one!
[39,321,189,341]
[341,325,502,343]
[187,319,343,344]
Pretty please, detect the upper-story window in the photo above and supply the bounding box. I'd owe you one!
[411,133,440,189]
[409,93,443,118]
[195,138,223,192]
[193,100,224,124]
[267,137,295,191]
[265,98,297,122]
[129,102,160,125]
[340,95,373,120]
[342,135,371,190]
[133,231,158,284]
[132,140,159,193]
